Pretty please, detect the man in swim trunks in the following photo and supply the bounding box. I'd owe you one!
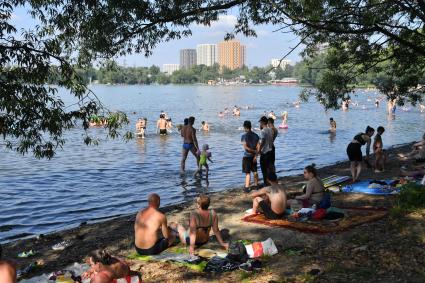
[241,120,260,193]
[180,116,199,173]
[259,116,275,186]
[250,172,286,220]
[156,114,168,135]
[134,194,176,255]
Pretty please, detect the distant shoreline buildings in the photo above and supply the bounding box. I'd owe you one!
[162,40,292,74]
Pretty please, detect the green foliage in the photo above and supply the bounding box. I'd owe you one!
[397,183,425,211]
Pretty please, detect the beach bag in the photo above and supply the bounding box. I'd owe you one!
[245,238,278,258]
[312,208,326,220]
[204,256,239,273]
[226,241,249,263]
[319,192,331,209]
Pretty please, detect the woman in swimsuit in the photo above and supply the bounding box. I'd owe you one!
[287,164,324,208]
[83,250,133,283]
[174,195,228,255]
[346,126,375,182]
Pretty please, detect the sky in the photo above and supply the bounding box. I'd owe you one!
[11,8,303,68]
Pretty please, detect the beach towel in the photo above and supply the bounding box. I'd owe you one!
[323,175,351,188]
[341,179,399,195]
[241,207,387,234]
[128,251,207,272]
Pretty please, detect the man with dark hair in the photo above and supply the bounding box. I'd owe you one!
[267,117,278,171]
[156,114,168,135]
[259,116,275,186]
[134,194,176,255]
[0,244,17,283]
[250,172,287,220]
[241,120,260,193]
[180,116,199,174]
[374,126,386,172]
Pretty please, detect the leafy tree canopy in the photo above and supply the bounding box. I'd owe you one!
[2,0,425,157]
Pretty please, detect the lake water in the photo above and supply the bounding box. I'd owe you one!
[1,85,424,242]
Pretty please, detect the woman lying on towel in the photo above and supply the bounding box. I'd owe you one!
[83,249,132,283]
[250,172,287,220]
[171,195,229,255]
[288,164,325,208]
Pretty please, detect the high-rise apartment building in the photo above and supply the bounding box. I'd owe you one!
[162,64,180,75]
[270,58,292,69]
[217,40,246,70]
[180,49,197,69]
[196,44,217,67]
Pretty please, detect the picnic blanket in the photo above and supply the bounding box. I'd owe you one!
[241,207,388,234]
[323,175,351,188]
[341,179,400,195]
[128,249,207,272]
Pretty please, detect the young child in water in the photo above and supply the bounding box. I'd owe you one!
[194,144,213,180]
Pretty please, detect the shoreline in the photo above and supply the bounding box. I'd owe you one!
[4,140,425,282]
[1,141,409,244]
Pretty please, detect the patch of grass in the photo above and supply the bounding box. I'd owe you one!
[397,183,425,211]
[238,270,253,281]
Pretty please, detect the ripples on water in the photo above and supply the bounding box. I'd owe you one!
[1,85,425,242]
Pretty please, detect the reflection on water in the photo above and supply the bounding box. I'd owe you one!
[1,85,425,242]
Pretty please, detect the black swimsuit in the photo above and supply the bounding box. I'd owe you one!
[185,210,213,246]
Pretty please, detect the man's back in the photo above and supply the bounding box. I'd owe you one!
[268,184,286,214]
[182,125,195,143]
[242,131,259,156]
[135,207,164,248]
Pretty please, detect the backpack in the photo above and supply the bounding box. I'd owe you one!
[319,192,331,209]
[226,241,249,263]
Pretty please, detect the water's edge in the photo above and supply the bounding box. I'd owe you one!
[3,141,413,245]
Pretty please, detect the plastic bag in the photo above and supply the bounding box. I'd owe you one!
[245,238,278,258]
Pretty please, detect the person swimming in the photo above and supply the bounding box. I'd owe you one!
[201,121,210,131]
[329,118,336,132]
[136,118,147,138]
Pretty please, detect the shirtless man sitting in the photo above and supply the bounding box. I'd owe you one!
[0,245,16,283]
[180,116,199,173]
[134,194,176,255]
[250,172,287,220]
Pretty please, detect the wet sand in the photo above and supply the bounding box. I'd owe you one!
[3,142,425,282]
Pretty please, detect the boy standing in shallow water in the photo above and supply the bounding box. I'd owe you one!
[194,144,213,180]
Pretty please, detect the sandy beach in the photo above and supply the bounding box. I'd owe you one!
[4,142,425,282]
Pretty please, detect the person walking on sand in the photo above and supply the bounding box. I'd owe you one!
[134,194,176,255]
[259,116,275,186]
[374,126,387,172]
[241,120,260,193]
[156,114,168,135]
[180,116,199,174]
[346,126,375,182]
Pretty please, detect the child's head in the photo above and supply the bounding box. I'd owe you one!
[202,144,209,151]
[201,121,205,125]
[377,126,385,134]
[330,117,334,121]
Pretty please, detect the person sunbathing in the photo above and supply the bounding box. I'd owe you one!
[82,250,133,283]
[0,245,16,283]
[250,172,287,219]
[288,164,324,208]
[134,194,176,255]
[172,195,228,255]
[399,133,425,162]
